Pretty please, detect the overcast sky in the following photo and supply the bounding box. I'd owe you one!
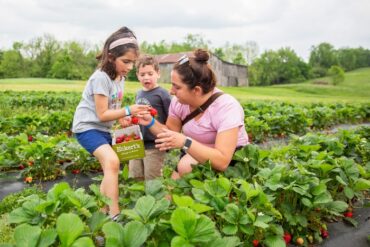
[1,0,369,60]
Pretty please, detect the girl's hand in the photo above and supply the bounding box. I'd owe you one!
[155,128,186,151]
[119,117,131,128]
[129,105,150,116]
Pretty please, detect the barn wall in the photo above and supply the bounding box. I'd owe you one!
[157,55,248,87]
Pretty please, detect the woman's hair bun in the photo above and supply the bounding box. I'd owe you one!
[193,49,209,63]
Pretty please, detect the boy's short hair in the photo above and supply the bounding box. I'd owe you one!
[135,55,160,72]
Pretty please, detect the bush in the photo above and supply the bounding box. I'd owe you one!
[328,65,345,85]
[0,187,45,214]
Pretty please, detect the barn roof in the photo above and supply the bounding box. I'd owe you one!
[154,52,193,64]
[154,51,247,68]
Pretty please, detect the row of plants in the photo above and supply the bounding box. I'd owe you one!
[0,99,368,142]
[1,127,369,246]
[0,133,100,181]
[0,91,135,111]
[243,101,370,142]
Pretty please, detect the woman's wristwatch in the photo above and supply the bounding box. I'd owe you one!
[182,136,193,152]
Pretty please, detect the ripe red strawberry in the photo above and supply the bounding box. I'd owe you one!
[124,136,132,142]
[321,229,329,238]
[19,164,25,170]
[131,116,139,124]
[134,135,141,140]
[150,108,158,117]
[283,232,292,244]
[116,136,123,144]
[252,239,259,247]
[28,135,33,142]
[72,169,80,174]
[343,211,353,218]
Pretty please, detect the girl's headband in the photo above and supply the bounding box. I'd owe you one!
[109,37,138,50]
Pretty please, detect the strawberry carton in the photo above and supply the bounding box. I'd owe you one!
[112,125,145,161]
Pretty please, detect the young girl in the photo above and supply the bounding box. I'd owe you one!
[72,26,149,220]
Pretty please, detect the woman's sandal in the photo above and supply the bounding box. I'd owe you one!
[111,213,121,222]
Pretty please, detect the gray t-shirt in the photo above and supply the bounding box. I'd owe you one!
[136,87,171,148]
[72,70,125,133]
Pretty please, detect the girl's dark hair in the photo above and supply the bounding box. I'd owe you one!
[96,26,139,80]
[135,55,159,72]
[173,49,217,94]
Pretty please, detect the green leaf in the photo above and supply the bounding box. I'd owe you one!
[223,204,240,224]
[335,175,348,186]
[343,217,358,227]
[191,203,214,214]
[170,207,197,238]
[189,179,204,189]
[134,196,156,222]
[71,237,95,247]
[327,201,348,213]
[190,215,216,243]
[192,188,210,204]
[122,221,148,247]
[264,235,286,247]
[208,236,241,247]
[312,183,327,196]
[343,187,354,199]
[313,191,332,205]
[57,213,85,247]
[173,195,194,207]
[88,212,109,233]
[102,222,124,246]
[171,236,194,247]
[14,224,41,247]
[354,178,370,191]
[47,182,70,201]
[301,197,312,208]
[222,224,238,235]
[38,229,57,247]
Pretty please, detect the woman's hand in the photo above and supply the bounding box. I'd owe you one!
[155,128,186,151]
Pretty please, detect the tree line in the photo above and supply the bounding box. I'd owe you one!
[0,34,369,85]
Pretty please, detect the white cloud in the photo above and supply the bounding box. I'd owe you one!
[1,0,369,60]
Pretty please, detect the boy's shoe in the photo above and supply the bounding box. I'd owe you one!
[94,236,105,247]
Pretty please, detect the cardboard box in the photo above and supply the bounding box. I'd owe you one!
[112,125,145,161]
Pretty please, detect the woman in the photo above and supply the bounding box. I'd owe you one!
[139,49,249,178]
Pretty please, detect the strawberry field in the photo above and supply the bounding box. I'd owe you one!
[0,90,369,247]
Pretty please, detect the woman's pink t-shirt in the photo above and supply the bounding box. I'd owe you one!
[168,90,249,147]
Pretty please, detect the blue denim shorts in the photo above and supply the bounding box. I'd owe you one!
[75,129,112,154]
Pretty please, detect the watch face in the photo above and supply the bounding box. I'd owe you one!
[184,137,192,150]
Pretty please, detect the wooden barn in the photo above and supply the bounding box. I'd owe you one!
[154,52,248,87]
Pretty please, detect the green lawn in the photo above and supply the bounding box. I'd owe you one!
[1,68,370,103]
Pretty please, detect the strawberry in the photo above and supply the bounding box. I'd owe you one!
[116,136,123,144]
[343,211,353,218]
[28,161,34,166]
[296,237,304,246]
[72,169,80,174]
[131,116,139,124]
[283,232,292,244]
[24,176,33,183]
[150,108,158,117]
[28,135,33,142]
[124,136,132,142]
[19,164,25,170]
[252,239,259,247]
[321,229,329,238]
[134,135,141,140]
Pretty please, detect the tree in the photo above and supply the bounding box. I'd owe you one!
[0,42,26,78]
[249,47,309,85]
[328,65,345,85]
[309,42,338,77]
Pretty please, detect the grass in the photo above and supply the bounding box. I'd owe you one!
[1,68,370,103]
